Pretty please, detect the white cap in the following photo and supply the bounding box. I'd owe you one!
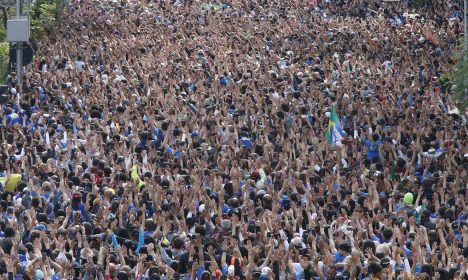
[198,204,205,212]
[376,244,390,255]
[228,265,235,275]
[291,236,303,246]
[14,197,22,206]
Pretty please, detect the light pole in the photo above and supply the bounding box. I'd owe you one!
[464,0,467,58]
[5,0,30,87]
[16,0,22,86]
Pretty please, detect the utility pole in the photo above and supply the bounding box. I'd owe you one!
[16,0,22,86]
[465,0,467,59]
[6,0,29,86]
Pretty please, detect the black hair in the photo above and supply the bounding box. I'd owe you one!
[382,228,393,240]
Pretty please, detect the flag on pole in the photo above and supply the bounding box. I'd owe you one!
[325,105,344,146]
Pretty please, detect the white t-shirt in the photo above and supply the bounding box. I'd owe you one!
[75,60,85,72]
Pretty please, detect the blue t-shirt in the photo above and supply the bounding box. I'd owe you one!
[69,202,86,223]
[223,205,232,214]
[195,266,205,279]
[6,112,22,126]
[334,251,346,263]
[371,234,382,243]
[240,137,252,148]
[219,76,230,86]
[152,128,164,148]
[363,139,381,160]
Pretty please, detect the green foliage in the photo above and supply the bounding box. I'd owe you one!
[0,1,64,41]
[0,24,5,42]
[0,42,9,83]
[0,7,10,41]
[0,1,65,80]
[442,49,468,113]
[30,0,62,40]
[451,55,468,112]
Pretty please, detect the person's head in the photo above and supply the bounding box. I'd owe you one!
[361,239,376,254]
[31,197,40,208]
[173,236,185,250]
[200,271,211,280]
[72,192,82,206]
[435,268,450,280]
[382,228,393,240]
[147,271,161,280]
[337,242,351,256]
[326,264,336,278]
[372,133,379,142]
[420,264,433,278]
[4,226,15,238]
[116,270,129,280]
[111,199,120,213]
[30,230,41,243]
[367,262,382,277]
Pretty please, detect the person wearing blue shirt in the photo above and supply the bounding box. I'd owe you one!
[361,133,381,161]
[135,207,146,254]
[152,127,165,148]
[70,192,86,223]
[4,107,22,126]
[219,74,230,86]
[331,242,351,276]
[240,137,252,148]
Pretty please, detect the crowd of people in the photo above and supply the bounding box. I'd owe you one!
[0,0,467,279]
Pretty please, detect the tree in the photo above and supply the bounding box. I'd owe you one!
[442,49,468,113]
[0,41,8,82]
[0,0,65,82]
[30,0,63,40]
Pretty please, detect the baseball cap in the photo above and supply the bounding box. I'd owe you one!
[228,265,235,276]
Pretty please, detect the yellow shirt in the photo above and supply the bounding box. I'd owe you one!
[0,173,22,191]
[131,165,145,188]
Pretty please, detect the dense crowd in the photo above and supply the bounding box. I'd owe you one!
[0,0,467,279]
